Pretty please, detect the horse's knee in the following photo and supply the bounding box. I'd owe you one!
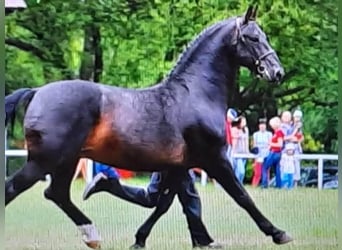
[12,174,35,191]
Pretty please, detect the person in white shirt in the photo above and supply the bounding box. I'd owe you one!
[231,116,250,184]
[251,118,272,187]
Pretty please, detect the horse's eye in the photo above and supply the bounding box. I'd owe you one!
[248,36,259,42]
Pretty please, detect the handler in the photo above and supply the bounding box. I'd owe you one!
[83,168,221,249]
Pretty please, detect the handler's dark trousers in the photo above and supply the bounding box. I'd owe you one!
[96,170,214,246]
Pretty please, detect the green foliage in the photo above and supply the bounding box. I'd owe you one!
[302,133,324,153]
[5,0,337,153]
[244,160,254,183]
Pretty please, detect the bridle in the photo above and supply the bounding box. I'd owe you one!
[235,17,275,76]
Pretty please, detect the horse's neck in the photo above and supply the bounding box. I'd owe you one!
[165,22,238,112]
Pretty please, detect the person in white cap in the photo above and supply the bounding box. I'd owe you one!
[293,110,303,121]
[225,108,239,165]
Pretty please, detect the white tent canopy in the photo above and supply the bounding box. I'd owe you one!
[5,0,27,8]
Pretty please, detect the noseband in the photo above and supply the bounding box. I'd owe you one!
[255,50,275,64]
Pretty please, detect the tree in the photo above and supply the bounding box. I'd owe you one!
[5,0,337,153]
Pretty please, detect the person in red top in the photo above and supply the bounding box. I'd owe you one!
[261,116,284,188]
[225,108,239,164]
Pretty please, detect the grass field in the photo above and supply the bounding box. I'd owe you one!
[5,177,338,250]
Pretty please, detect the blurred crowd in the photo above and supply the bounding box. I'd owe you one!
[225,108,304,189]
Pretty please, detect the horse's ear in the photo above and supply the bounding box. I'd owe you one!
[251,5,258,20]
[243,5,254,24]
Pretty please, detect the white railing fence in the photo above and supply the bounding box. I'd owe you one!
[5,149,93,184]
[200,153,338,189]
[5,150,338,190]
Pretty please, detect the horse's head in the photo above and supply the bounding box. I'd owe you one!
[233,6,284,83]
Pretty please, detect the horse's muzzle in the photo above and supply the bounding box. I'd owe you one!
[273,67,285,83]
[257,66,284,84]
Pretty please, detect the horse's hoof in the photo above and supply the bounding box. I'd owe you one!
[129,243,145,249]
[85,240,101,249]
[273,232,293,245]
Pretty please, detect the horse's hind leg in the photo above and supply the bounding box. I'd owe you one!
[6,160,46,205]
[205,157,293,245]
[44,159,101,249]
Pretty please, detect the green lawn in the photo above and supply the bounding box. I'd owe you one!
[5,178,338,250]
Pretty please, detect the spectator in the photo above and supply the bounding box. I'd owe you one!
[280,111,293,144]
[225,108,239,165]
[291,109,304,187]
[251,118,272,187]
[231,116,249,184]
[261,116,284,188]
[279,111,294,185]
[280,143,296,189]
[73,158,89,181]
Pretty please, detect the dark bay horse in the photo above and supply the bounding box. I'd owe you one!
[5,6,292,249]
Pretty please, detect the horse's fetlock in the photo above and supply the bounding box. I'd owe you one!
[135,230,148,242]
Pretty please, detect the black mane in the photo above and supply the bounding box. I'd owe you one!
[165,18,234,81]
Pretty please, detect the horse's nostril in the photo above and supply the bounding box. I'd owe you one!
[276,70,284,81]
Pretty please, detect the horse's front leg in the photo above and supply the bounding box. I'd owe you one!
[203,154,293,245]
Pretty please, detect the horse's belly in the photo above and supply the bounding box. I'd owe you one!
[81,106,185,170]
[82,142,186,171]
[81,117,186,170]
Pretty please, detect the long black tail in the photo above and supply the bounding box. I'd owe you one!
[5,88,37,130]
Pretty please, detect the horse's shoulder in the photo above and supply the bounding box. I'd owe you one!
[194,111,226,141]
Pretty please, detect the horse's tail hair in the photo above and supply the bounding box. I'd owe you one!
[5,88,37,132]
